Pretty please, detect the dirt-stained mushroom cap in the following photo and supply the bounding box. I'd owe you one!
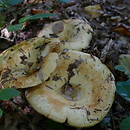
[38,19,93,52]
[26,50,116,127]
[0,37,59,88]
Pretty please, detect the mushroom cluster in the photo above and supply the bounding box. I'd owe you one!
[0,19,116,127]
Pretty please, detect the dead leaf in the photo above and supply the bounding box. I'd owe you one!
[1,28,12,38]
[31,9,50,15]
[27,0,42,4]
[85,4,103,18]
[110,24,130,37]
[119,54,130,77]
[100,39,113,62]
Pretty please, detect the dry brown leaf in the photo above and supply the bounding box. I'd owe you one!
[85,4,103,18]
[27,0,42,4]
[31,9,50,15]
[110,24,130,37]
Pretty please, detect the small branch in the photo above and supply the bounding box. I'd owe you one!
[124,0,130,6]
[16,0,37,15]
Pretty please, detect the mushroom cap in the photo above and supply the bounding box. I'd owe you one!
[38,19,93,52]
[26,50,116,127]
[0,37,59,88]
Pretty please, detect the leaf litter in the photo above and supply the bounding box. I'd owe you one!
[0,0,130,130]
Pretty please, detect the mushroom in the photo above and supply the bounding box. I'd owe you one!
[0,19,116,128]
[0,19,93,89]
[25,50,116,127]
[38,19,93,52]
[0,37,59,88]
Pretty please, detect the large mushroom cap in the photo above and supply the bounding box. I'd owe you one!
[0,37,59,88]
[38,19,93,52]
[26,50,116,127]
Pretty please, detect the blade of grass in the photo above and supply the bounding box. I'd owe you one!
[18,13,57,23]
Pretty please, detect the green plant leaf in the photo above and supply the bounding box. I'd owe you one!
[6,23,24,32]
[0,12,6,27]
[100,113,111,127]
[57,0,71,4]
[0,7,2,11]
[120,116,130,130]
[0,88,20,100]
[0,0,23,6]
[0,0,23,11]
[0,109,3,117]
[18,13,57,23]
[0,0,6,10]
[115,65,126,72]
[116,79,130,102]
[6,0,23,5]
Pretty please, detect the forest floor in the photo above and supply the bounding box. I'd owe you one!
[0,0,130,130]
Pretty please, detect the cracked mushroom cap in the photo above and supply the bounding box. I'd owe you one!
[38,19,93,52]
[0,37,59,88]
[25,50,116,127]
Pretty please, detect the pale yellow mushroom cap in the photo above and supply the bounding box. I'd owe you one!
[26,50,116,127]
[0,37,59,88]
[38,19,93,52]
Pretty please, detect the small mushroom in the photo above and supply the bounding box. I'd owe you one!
[38,19,93,52]
[0,37,59,88]
[25,50,116,127]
